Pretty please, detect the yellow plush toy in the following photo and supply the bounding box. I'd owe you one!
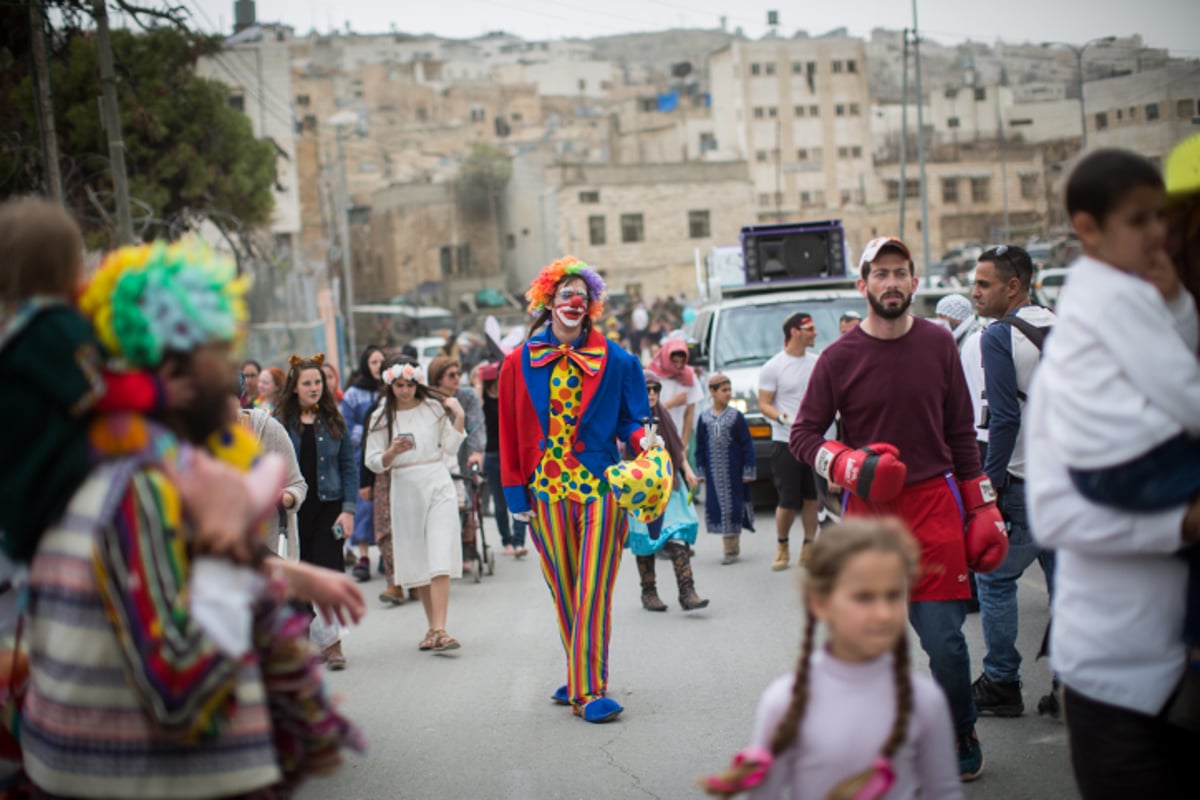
[606,422,673,524]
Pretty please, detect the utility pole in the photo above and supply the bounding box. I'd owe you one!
[912,0,931,274]
[334,130,358,361]
[28,1,63,203]
[94,0,134,244]
[899,28,909,237]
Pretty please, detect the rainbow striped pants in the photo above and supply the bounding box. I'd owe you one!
[529,492,628,706]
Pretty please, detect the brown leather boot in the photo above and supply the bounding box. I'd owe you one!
[637,555,667,611]
[668,542,709,611]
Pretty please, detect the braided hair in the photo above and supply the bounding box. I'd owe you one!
[702,518,920,798]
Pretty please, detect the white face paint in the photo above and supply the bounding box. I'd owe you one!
[552,284,588,329]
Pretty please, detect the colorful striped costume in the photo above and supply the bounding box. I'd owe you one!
[499,327,649,707]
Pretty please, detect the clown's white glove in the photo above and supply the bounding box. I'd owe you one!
[638,434,665,451]
[776,412,791,427]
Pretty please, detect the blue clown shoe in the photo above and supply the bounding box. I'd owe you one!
[551,685,570,706]
[573,697,623,723]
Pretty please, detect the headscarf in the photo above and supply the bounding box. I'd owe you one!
[351,345,384,391]
[643,369,686,477]
[647,337,695,386]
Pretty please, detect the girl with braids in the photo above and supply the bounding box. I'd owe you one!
[365,357,466,652]
[277,354,358,670]
[702,519,962,800]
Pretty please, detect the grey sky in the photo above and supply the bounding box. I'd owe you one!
[183,0,1198,57]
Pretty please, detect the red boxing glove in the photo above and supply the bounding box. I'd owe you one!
[959,476,1009,573]
[814,441,908,503]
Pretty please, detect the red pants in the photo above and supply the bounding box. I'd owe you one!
[845,474,970,602]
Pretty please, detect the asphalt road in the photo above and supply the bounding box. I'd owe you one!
[298,508,1076,800]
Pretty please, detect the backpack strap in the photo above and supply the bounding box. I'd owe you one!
[993,313,1050,353]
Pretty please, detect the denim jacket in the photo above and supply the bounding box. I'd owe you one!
[283,413,357,513]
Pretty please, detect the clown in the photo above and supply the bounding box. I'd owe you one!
[498,256,652,723]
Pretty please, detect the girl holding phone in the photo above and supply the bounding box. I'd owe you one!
[365,357,467,652]
[277,354,358,669]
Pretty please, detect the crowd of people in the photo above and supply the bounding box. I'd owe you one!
[0,135,1197,799]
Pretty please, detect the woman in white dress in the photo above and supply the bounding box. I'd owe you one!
[365,358,466,652]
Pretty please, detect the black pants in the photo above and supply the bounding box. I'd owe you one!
[1064,686,1197,798]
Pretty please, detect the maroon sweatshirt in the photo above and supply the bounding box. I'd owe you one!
[790,316,982,484]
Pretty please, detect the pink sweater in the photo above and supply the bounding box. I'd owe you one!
[791,318,982,484]
[747,649,962,800]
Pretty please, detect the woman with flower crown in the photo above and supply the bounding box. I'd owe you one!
[497,256,652,723]
[365,356,467,652]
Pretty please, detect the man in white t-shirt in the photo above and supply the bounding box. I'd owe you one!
[758,312,820,572]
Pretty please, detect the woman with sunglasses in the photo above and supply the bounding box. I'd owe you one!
[365,358,466,652]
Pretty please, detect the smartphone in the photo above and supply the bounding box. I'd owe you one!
[332,522,346,540]
[395,432,415,447]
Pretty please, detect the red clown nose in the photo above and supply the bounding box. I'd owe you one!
[567,295,586,309]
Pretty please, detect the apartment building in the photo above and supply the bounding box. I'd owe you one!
[709,36,875,222]
[1083,63,1200,163]
[503,155,754,297]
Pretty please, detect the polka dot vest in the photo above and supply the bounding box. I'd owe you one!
[530,357,607,503]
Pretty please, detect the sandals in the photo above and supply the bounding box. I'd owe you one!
[430,628,460,652]
[418,629,437,651]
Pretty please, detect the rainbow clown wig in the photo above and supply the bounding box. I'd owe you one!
[525,256,606,319]
[79,238,248,369]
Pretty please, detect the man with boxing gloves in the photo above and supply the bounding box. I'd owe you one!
[791,235,1007,783]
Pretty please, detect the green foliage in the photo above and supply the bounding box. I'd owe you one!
[1,25,275,248]
[455,143,511,219]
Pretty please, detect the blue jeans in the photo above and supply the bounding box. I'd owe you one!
[350,494,375,546]
[975,483,1056,683]
[910,599,977,737]
[483,451,527,548]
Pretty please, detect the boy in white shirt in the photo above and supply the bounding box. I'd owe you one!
[1043,149,1200,724]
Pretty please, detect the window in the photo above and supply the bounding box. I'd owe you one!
[944,88,958,99]
[588,215,606,245]
[800,191,813,206]
[794,105,806,117]
[439,246,453,276]
[579,191,600,204]
[296,94,311,106]
[470,106,486,122]
[688,210,711,239]
[750,63,761,76]
[886,181,900,201]
[797,148,809,161]
[640,98,657,112]
[768,106,778,118]
[699,132,717,153]
[511,112,523,122]
[1095,111,1108,130]
[1129,106,1137,120]
[792,62,804,74]
[947,117,961,129]
[754,106,765,119]
[810,146,823,161]
[456,244,472,272]
[971,177,990,203]
[228,94,245,112]
[758,192,771,207]
[849,103,860,116]
[974,88,987,101]
[1178,99,1196,119]
[1020,174,1038,199]
[1116,108,1123,121]
[836,104,846,117]
[837,146,849,159]
[840,189,852,205]
[812,190,825,206]
[850,145,862,158]
[888,181,920,201]
[756,150,769,162]
[832,60,844,74]
[807,61,817,76]
[505,233,516,250]
[942,177,958,203]
[809,104,820,117]
[620,213,644,243]
[765,62,777,75]
[847,59,857,73]
[1146,103,1160,121]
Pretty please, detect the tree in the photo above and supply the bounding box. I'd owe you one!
[455,143,511,220]
[0,20,275,249]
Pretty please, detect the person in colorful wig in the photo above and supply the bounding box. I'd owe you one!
[16,238,365,798]
[498,256,652,723]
